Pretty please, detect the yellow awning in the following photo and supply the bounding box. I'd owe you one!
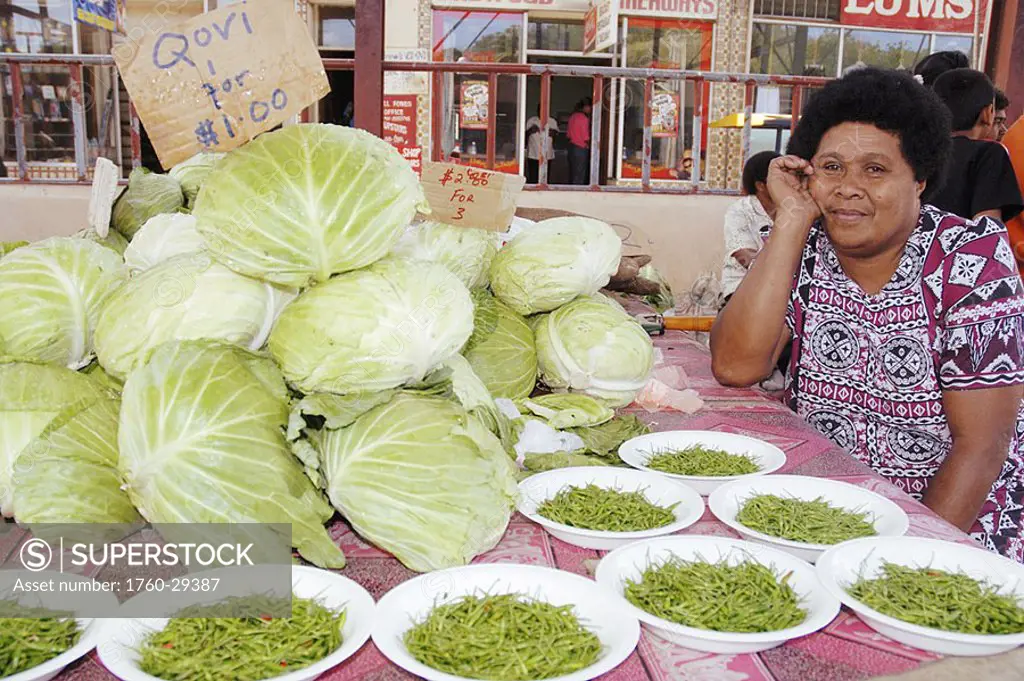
[710,113,792,129]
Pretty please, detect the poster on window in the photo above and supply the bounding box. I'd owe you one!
[383,96,418,148]
[651,91,680,138]
[73,0,125,33]
[460,81,489,130]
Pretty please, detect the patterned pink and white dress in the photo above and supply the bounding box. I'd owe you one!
[784,204,1024,560]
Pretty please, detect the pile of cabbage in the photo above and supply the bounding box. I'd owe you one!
[0,124,654,574]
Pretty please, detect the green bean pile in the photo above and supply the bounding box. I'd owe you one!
[140,596,345,681]
[625,556,807,633]
[404,593,603,680]
[647,445,760,477]
[0,600,81,677]
[848,562,1024,635]
[736,494,877,544]
[536,484,679,532]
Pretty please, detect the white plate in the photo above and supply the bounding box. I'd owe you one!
[708,475,910,563]
[595,535,840,654]
[517,466,705,550]
[97,566,376,681]
[817,536,1024,656]
[373,563,640,681]
[0,572,117,681]
[618,430,787,495]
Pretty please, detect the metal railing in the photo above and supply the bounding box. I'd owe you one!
[1,53,830,193]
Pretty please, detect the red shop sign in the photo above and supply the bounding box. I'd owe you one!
[840,0,985,33]
[398,146,423,176]
[382,95,418,148]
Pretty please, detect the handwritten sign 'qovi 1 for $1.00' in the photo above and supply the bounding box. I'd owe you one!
[112,0,329,168]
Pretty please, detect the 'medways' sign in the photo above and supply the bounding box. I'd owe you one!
[840,0,984,33]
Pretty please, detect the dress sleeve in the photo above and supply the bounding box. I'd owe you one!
[970,143,1024,223]
[938,217,1024,390]
[723,201,757,259]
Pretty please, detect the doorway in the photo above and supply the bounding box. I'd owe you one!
[525,56,610,185]
[315,4,355,126]
[320,66,355,126]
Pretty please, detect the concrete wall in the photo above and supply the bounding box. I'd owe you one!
[0,185,735,305]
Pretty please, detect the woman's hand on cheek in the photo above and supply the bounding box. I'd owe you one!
[766,155,822,232]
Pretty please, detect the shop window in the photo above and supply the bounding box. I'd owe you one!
[621,19,712,180]
[754,0,841,21]
[434,11,522,173]
[318,6,355,50]
[750,23,839,78]
[528,18,584,53]
[933,34,972,61]
[0,0,73,54]
[842,29,930,72]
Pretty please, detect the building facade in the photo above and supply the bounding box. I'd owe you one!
[0,0,993,186]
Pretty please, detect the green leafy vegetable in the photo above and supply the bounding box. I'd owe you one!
[625,556,807,632]
[647,445,759,477]
[168,151,225,209]
[75,228,129,255]
[0,237,126,369]
[521,452,612,475]
[309,392,517,572]
[638,264,675,313]
[537,484,678,531]
[123,213,206,274]
[736,494,877,544]
[94,253,295,380]
[567,414,651,458]
[535,296,654,407]
[193,124,426,288]
[0,601,81,677]
[390,221,499,289]
[268,258,472,395]
[848,562,1024,634]
[490,216,622,316]
[12,395,141,525]
[140,597,344,681]
[117,340,345,568]
[519,393,614,430]
[462,289,537,401]
[0,241,28,258]
[111,167,185,239]
[404,593,602,680]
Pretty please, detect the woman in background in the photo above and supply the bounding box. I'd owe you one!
[720,150,780,304]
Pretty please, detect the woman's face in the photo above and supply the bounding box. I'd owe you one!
[809,122,925,258]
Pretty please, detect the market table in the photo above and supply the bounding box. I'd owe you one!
[53,330,980,681]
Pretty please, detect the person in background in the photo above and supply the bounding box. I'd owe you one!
[525,112,558,184]
[930,69,1023,224]
[712,67,1024,561]
[567,98,592,185]
[994,89,1010,142]
[720,150,780,304]
[912,50,970,88]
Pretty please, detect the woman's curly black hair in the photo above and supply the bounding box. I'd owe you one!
[786,67,952,202]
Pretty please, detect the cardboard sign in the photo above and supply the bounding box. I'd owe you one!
[421,162,525,231]
[383,96,417,147]
[112,0,329,168]
[840,0,981,32]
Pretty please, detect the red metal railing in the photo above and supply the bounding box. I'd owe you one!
[1,53,829,193]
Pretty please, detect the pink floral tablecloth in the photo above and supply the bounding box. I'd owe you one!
[53,332,978,681]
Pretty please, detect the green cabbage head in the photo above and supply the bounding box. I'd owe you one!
[75,228,129,255]
[0,238,126,369]
[0,361,112,517]
[94,253,295,379]
[169,152,225,208]
[268,258,473,395]
[312,392,518,572]
[111,167,185,238]
[391,221,499,289]
[12,395,141,525]
[123,213,206,275]
[193,124,427,288]
[117,341,346,568]
[462,289,536,401]
[489,216,622,315]
[535,296,654,407]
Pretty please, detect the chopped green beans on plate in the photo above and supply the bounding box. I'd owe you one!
[625,556,807,633]
[0,600,81,677]
[536,484,678,532]
[404,593,603,680]
[139,596,345,681]
[848,562,1024,635]
[647,445,759,477]
[736,494,877,545]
